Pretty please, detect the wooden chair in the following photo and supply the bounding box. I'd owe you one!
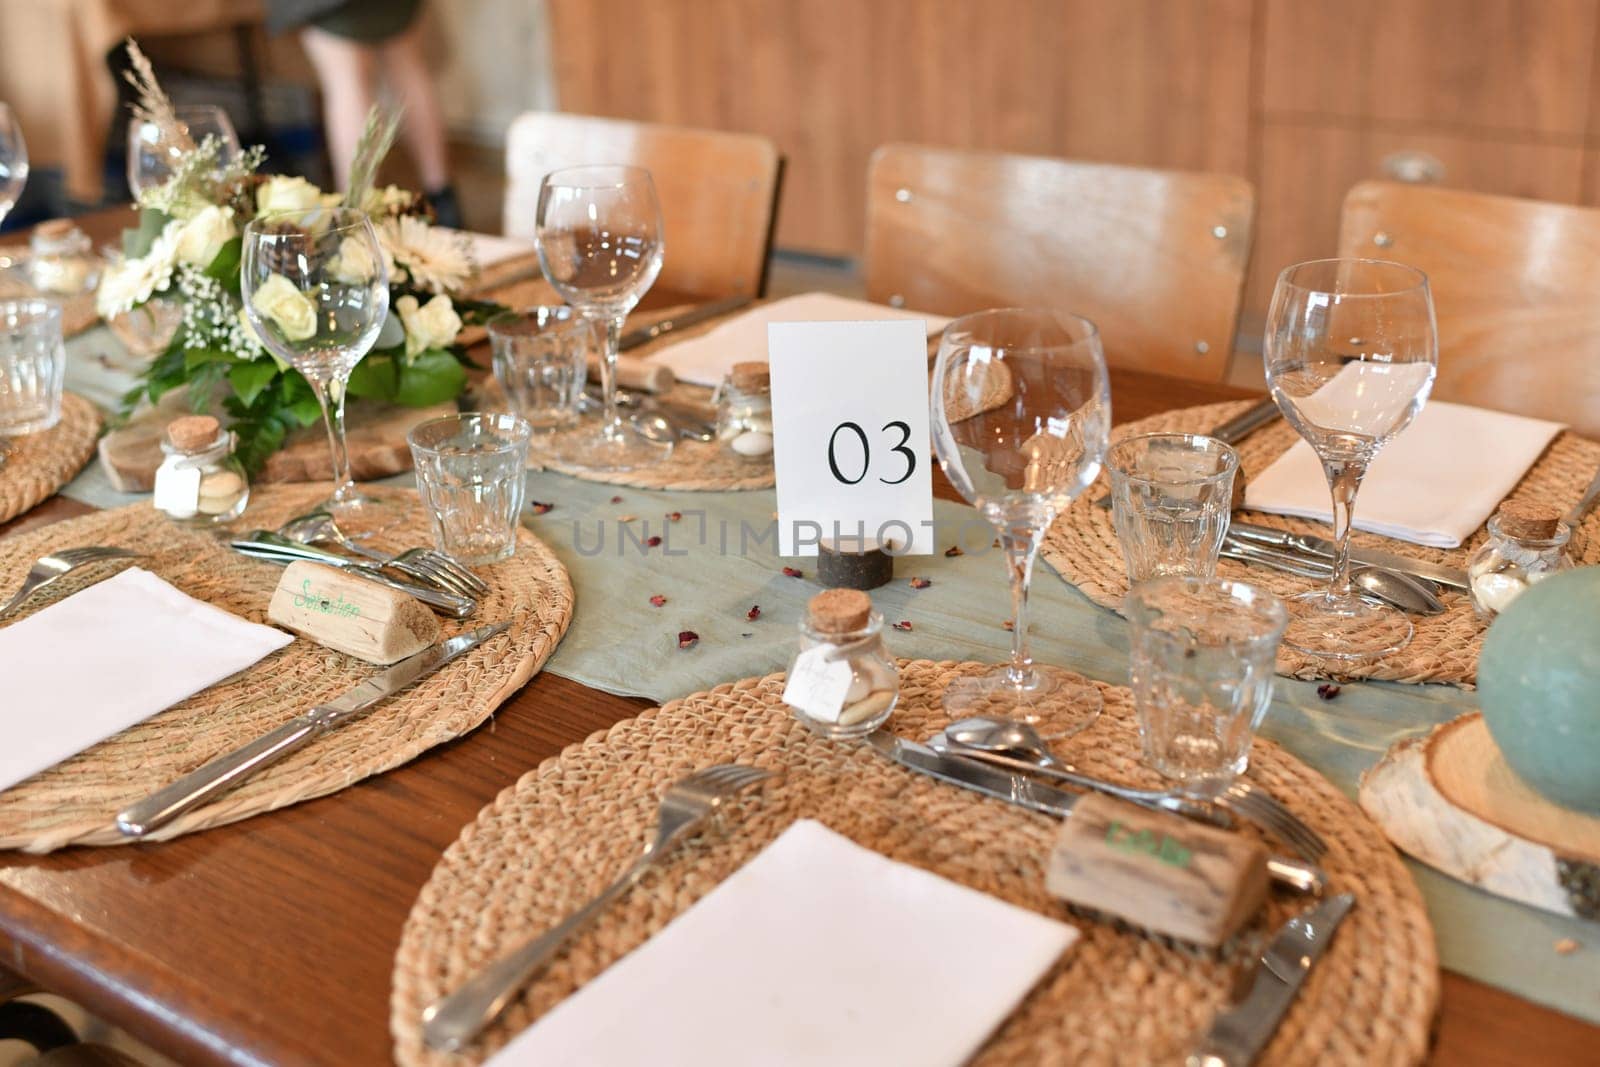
[502,112,783,300]
[863,144,1255,381]
[1339,181,1600,439]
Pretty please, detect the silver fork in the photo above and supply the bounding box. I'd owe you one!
[421,763,775,1052]
[938,740,1326,861]
[0,546,143,618]
[277,511,488,598]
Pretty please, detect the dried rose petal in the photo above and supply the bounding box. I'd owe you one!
[992,538,1001,549]
[747,605,761,621]
[741,632,754,638]
[1316,684,1341,700]
[944,545,964,558]
[892,620,913,632]
[666,511,683,522]
[1002,619,1015,632]
[646,535,663,548]
[677,630,699,649]
[529,501,554,515]
[610,495,624,504]
[782,566,803,578]
[909,577,932,589]
[649,594,667,607]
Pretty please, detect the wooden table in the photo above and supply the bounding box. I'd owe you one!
[0,268,1595,1065]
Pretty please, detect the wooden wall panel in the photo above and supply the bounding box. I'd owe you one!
[547,0,1254,256]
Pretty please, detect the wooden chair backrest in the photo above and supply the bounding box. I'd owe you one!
[1339,180,1600,438]
[863,144,1255,381]
[503,112,782,299]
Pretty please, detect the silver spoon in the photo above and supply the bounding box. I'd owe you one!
[1352,565,1445,615]
[629,411,677,445]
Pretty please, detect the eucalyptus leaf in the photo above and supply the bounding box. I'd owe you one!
[394,348,466,406]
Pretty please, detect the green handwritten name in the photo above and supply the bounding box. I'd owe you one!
[291,578,361,618]
[1105,820,1192,868]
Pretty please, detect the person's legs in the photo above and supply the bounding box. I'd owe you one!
[378,19,459,224]
[299,27,378,190]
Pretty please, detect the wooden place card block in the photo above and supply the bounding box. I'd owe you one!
[268,561,440,665]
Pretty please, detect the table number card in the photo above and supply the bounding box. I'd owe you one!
[768,319,936,556]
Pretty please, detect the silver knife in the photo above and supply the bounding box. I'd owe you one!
[866,732,1326,895]
[618,295,751,351]
[1227,520,1469,591]
[1094,396,1280,508]
[230,535,477,619]
[1186,893,1356,1066]
[115,623,510,837]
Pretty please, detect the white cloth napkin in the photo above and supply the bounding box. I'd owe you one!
[487,819,1077,1067]
[1244,399,1564,548]
[0,567,293,793]
[646,292,952,386]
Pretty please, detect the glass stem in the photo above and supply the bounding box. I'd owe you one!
[311,374,357,506]
[600,314,625,434]
[1321,457,1367,600]
[999,522,1041,686]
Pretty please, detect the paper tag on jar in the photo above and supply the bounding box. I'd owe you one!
[153,464,202,518]
[782,646,854,723]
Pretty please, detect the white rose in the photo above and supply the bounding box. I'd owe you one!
[174,205,236,268]
[395,293,462,357]
[249,273,318,342]
[255,175,325,217]
[330,234,378,284]
[94,222,181,317]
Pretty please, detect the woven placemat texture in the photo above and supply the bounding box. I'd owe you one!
[1041,400,1600,686]
[0,392,101,525]
[391,661,1436,1066]
[0,483,573,852]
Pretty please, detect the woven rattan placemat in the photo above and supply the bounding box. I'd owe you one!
[390,661,1436,1066]
[0,392,100,525]
[1041,400,1600,686]
[0,483,573,852]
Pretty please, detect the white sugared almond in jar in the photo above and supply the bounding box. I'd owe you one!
[838,690,894,727]
[1472,571,1526,614]
[731,431,773,456]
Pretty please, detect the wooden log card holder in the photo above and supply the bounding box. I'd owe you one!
[268,561,441,665]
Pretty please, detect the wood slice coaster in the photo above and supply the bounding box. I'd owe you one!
[1040,399,1600,685]
[0,392,101,524]
[390,662,1436,1066]
[0,483,573,852]
[1360,715,1600,921]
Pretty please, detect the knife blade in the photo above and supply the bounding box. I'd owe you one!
[116,623,510,837]
[1226,520,1468,591]
[866,732,1326,895]
[1186,893,1355,1066]
[618,295,751,351]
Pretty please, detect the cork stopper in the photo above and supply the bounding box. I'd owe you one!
[168,414,221,453]
[807,589,872,634]
[1496,499,1561,540]
[730,361,771,393]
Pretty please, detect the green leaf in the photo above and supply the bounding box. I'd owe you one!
[183,347,229,373]
[287,394,323,426]
[203,236,242,282]
[228,360,280,407]
[346,352,400,401]
[393,348,466,407]
[122,208,173,259]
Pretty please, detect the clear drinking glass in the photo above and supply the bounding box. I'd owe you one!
[127,104,239,198]
[0,104,29,230]
[489,307,595,432]
[1125,576,1287,791]
[931,308,1112,738]
[1264,259,1438,659]
[1108,433,1239,583]
[534,165,667,471]
[242,207,390,527]
[0,300,64,435]
[408,413,532,564]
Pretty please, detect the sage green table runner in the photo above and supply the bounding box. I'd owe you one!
[56,326,1599,1025]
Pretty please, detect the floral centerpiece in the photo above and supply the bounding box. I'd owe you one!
[98,42,498,473]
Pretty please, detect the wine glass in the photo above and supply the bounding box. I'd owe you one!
[1263,258,1438,659]
[242,207,390,525]
[128,104,239,198]
[534,165,667,470]
[931,308,1112,738]
[0,104,28,230]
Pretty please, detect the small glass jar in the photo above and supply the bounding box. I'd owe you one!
[153,415,250,526]
[28,220,100,296]
[715,360,773,460]
[1468,503,1572,620]
[783,589,899,738]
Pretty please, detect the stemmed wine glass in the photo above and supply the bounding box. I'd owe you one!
[534,165,667,471]
[0,104,28,231]
[242,207,391,526]
[931,309,1112,738]
[1263,258,1438,659]
[128,104,239,198]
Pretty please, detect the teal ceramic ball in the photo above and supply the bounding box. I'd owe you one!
[1478,565,1600,815]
